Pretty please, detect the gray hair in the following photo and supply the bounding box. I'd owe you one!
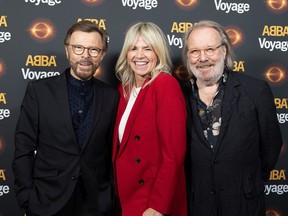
[182,20,235,79]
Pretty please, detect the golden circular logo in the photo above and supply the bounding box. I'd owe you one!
[0,59,6,77]
[29,19,55,42]
[175,0,199,9]
[265,0,288,13]
[266,209,281,216]
[82,0,104,6]
[264,65,286,85]
[0,137,5,154]
[225,26,244,48]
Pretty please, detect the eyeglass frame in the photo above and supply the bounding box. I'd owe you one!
[66,43,103,57]
[188,44,225,58]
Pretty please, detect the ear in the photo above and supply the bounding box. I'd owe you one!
[99,51,106,61]
[64,45,69,59]
[223,44,227,56]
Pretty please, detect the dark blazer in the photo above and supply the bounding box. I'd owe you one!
[181,71,282,216]
[12,69,119,216]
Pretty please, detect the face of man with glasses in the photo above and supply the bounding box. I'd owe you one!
[186,27,227,86]
[65,30,105,81]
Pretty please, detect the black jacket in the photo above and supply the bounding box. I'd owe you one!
[181,71,282,216]
[12,70,119,215]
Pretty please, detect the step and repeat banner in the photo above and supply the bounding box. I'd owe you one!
[0,0,287,215]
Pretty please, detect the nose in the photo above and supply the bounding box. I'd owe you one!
[82,48,90,58]
[135,49,144,58]
[199,50,208,61]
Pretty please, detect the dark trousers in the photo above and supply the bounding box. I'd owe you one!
[25,178,112,216]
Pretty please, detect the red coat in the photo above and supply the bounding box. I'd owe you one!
[112,73,187,216]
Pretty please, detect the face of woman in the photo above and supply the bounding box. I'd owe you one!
[127,35,158,87]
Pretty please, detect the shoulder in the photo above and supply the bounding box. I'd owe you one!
[149,73,185,99]
[153,72,180,88]
[229,71,265,84]
[94,78,117,91]
[227,71,274,103]
[93,78,119,101]
[27,72,63,89]
[228,71,268,90]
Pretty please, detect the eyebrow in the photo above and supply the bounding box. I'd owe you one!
[130,45,151,49]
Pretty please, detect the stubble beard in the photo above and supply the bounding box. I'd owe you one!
[190,55,225,86]
[71,59,98,81]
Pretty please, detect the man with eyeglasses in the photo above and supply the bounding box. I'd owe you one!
[175,20,282,216]
[12,20,118,216]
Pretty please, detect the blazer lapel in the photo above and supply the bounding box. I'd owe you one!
[54,72,79,148]
[117,86,148,157]
[215,73,240,151]
[81,79,102,151]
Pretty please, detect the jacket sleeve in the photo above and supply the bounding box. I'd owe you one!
[108,90,120,210]
[148,75,187,213]
[257,81,283,181]
[12,82,38,208]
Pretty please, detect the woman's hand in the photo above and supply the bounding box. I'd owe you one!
[142,208,164,216]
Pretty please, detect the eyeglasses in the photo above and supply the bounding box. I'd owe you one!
[189,44,224,58]
[66,44,103,57]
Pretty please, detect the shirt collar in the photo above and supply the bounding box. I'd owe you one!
[67,70,93,90]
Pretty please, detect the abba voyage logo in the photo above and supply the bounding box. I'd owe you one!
[259,25,288,52]
[175,0,250,13]
[0,169,9,197]
[22,55,60,80]
[24,0,62,6]
[0,93,10,121]
[0,16,12,44]
[121,0,158,10]
[214,0,250,13]
[265,170,288,196]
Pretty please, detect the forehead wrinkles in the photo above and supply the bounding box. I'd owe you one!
[188,27,222,48]
[69,31,102,47]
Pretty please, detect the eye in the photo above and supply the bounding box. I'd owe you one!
[190,50,199,55]
[205,48,215,55]
[90,48,99,52]
[206,48,214,52]
[74,45,83,50]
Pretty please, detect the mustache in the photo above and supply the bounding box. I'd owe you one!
[197,62,212,68]
[77,59,93,65]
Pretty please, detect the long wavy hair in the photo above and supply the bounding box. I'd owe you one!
[115,22,172,99]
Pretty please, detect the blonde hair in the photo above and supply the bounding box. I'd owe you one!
[115,22,172,98]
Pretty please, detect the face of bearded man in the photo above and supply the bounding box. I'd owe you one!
[189,53,225,86]
[65,31,106,81]
[186,27,227,86]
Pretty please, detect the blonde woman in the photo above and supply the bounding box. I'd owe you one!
[112,22,187,216]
